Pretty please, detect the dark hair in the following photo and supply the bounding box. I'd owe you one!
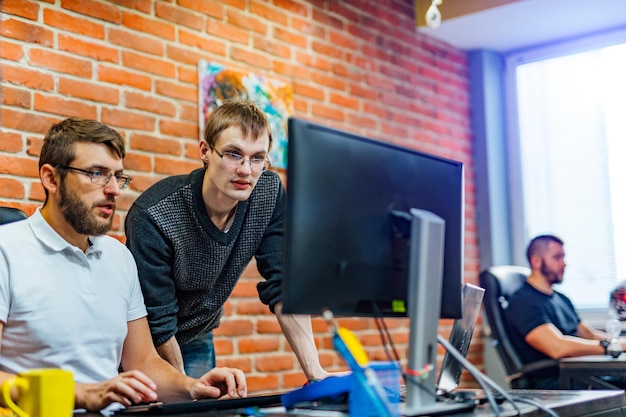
[203,100,273,151]
[39,117,125,199]
[526,234,564,265]
[40,117,125,169]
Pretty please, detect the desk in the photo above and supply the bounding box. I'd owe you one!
[560,355,626,389]
[82,390,626,417]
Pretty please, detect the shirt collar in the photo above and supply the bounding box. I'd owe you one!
[29,208,103,256]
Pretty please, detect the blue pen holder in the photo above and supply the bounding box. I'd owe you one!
[349,361,402,417]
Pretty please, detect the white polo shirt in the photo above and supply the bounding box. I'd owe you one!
[0,209,147,383]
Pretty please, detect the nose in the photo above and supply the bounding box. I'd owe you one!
[236,158,253,174]
[103,176,122,195]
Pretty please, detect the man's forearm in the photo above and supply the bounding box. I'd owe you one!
[274,302,328,381]
[156,336,186,374]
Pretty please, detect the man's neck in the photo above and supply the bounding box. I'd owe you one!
[40,205,90,252]
[527,272,554,295]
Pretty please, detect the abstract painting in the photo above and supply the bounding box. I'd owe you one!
[198,61,293,169]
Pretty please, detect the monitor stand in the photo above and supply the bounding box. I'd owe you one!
[401,209,472,417]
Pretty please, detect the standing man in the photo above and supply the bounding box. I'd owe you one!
[506,234,626,389]
[0,118,246,412]
[125,100,327,380]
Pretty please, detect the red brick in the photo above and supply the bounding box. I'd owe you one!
[129,133,181,156]
[0,18,53,46]
[214,338,235,356]
[0,131,23,152]
[26,136,43,158]
[122,11,175,40]
[227,9,267,34]
[154,156,201,176]
[1,108,58,134]
[58,77,119,105]
[155,80,197,103]
[97,65,152,91]
[58,34,118,63]
[255,354,295,372]
[1,0,40,20]
[2,85,31,109]
[213,319,253,336]
[236,300,271,315]
[206,20,249,45]
[246,374,279,393]
[0,178,25,199]
[0,40,24,61]
[216,356,252,372]
[166,45,208,67]
[178,0,224,19]
[253,36,291,59]
[30,48,92,78]
[155,2,204,31]
[122,51,176,78]
[108,28,164,56]
[178,30,227,56]
[43,9,105,39]
[250,2,288,26]
[61,0,122,24]
[33,93,98,120]
[312,103,345,121]
[101,108,156,131]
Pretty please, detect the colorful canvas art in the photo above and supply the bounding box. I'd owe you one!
[198,61,293,169]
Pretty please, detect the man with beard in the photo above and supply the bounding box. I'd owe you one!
[506,234,626,389]
[125,100,328,382]
[0,118,246,412]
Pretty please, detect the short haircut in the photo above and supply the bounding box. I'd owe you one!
[203,100,273,151]
[526,234,564,265]
[39,117,125,170]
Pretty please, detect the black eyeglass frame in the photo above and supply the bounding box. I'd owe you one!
[58,166,132,189]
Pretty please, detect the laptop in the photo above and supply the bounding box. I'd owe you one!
[436,282,485,395]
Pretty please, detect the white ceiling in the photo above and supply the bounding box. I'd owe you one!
[419,0,626,53]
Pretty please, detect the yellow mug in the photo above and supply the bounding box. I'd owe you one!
[1,368,74,417]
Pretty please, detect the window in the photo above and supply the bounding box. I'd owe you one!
[507,36,626,310]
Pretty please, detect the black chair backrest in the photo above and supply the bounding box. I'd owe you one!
[0,206,28,225]
[479,265,530,378]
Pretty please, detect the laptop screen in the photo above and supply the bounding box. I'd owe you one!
[436,283,485,394]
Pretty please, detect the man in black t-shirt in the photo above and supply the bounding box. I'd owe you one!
[506,235,626,389]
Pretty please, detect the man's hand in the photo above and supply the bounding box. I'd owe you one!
[75,370,158,411]
[190,367,247,399]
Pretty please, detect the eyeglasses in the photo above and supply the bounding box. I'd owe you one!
[212,148,271,172]
[59,166,132,189]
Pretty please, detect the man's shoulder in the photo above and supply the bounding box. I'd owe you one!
[131,170,200,210]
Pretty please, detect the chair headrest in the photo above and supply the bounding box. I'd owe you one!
[0,207,28,225]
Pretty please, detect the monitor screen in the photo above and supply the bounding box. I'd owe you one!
[283,118,464,319]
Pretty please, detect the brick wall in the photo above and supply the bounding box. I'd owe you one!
[0,0,480,393]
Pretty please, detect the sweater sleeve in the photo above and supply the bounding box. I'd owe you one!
[125,205,180,346]
[255,182,285,313]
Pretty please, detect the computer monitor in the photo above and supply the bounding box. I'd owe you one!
[283,118,465,415]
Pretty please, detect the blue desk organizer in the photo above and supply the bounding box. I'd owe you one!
[281,361,401,417]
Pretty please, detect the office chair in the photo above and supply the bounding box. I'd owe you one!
[0,206,28,225]
[479,265,559,389]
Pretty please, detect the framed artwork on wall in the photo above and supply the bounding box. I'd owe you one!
[198,61,293,170]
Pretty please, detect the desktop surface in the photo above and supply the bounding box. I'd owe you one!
[86,389,625,417]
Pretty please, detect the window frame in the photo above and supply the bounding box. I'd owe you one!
[474,27,626,324]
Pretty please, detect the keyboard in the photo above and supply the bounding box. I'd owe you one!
[114,393,284,415]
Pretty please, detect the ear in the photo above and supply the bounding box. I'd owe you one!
[199,140,209,164]
[40,164,60,195]
[530,253,542,270]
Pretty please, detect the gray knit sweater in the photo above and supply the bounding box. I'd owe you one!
[125,168,284,346]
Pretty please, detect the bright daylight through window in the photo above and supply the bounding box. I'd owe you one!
[515,42,626,310]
